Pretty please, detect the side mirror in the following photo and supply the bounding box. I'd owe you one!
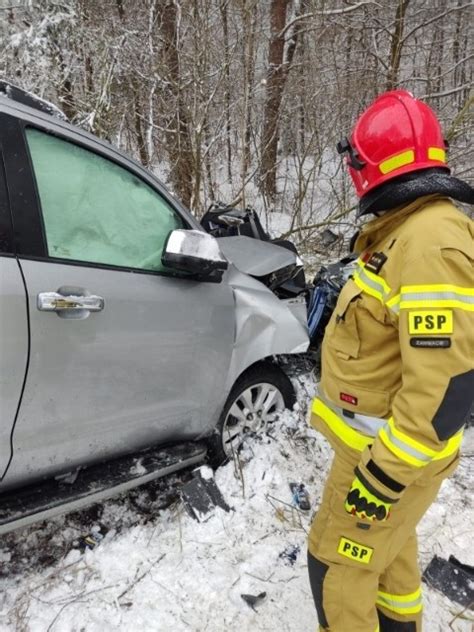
[162,229,228,282]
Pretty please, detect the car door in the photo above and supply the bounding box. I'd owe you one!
[1,113,235,489]
[0,136,29,480]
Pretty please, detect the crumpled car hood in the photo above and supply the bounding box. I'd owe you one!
[217,236,296,277]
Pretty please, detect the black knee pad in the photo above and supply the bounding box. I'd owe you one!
[307,551,329,629]
[377,608,417,631]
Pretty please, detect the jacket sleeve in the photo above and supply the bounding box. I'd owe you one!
[357,243,474,500]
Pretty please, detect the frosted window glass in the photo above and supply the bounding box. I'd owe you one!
[26,128,183,272]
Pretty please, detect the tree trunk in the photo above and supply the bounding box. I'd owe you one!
[386,0,411,90]
[220,1,233,184]
[242,2,257,176]
[260,0,291,202]
[160,1,194,208]
[55,46,76,121]
[131,80,148,166]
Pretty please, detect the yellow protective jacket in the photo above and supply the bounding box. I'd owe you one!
[311,194,473,502]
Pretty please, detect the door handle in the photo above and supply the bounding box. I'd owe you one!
[37,292,104,313]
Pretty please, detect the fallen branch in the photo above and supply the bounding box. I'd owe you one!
[117,553,166,602]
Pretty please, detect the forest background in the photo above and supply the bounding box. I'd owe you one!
[1,0,472,255]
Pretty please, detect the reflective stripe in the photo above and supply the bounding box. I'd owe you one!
[354,260,391,303]
[432,430,463,460]
[388,418,437,458]
[380,417,463,468]
[312,398,462,464]
[387,300,401,315]
[319,395,386,436]
[379,150,415,175]
[311,398,373,451]
[379,426,431,468]
[401,292,474,310]
[401,284,474,296]
[388,284,474,314]
[376,587,423,615]
[428,147,446,163]
[356,260,391,294]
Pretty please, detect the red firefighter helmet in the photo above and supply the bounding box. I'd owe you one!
[338,90,449,198]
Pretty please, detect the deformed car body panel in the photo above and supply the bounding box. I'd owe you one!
[223,266,309,396]
[217,236,297,277]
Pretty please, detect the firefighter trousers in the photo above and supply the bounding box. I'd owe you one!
[307,449,458,632]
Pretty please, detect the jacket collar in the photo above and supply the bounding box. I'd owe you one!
[354,194,448,254]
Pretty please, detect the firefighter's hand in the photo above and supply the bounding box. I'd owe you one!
[344,475,392,521]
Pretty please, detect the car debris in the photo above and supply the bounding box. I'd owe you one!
[181,466,231,522]
[423,554,474,607]
[289,482,311,511]
[240,591,267,611]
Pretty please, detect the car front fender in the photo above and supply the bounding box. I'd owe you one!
[224,266,309,394]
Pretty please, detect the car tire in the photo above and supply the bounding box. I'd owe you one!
[207,362,296,467]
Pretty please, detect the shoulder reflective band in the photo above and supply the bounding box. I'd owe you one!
[353,259,391,303]
[387,284,474,314]
[379,417,463,468]
[376,587,423,615]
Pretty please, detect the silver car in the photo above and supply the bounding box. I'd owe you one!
[0,83,308,535]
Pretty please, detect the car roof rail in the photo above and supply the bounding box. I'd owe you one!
[0,80,69,122]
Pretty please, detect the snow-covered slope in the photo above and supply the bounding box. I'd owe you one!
[0,376,472,631]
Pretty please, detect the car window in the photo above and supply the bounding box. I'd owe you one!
[26,128,184,272]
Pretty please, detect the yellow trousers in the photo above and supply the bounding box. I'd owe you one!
[307,450,458,632]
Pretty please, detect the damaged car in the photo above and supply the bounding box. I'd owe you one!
[0,82,309,535]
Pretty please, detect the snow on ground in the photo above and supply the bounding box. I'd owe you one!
[0,376,472,632]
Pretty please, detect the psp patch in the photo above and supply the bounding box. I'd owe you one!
[408,310,453,335]
[337,536,373,564]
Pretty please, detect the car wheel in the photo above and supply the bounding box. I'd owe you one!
[207,363,295,466]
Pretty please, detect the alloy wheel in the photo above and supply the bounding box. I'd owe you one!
[222,382,285,457]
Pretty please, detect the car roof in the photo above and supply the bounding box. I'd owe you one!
[0,90,141,170]
[0,87,200,229]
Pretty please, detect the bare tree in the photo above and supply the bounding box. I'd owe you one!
[260,0,292,202]
[159,0,194,207]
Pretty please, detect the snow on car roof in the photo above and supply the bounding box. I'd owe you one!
[0,80,68,122]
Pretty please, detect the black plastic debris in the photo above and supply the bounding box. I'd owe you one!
[320,229,340,247]
[278,544,301,566]
[422,555,474,607]
[241,592,267,611]
[181,466,231,522]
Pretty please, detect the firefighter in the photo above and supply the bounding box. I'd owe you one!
[307,90,473,632]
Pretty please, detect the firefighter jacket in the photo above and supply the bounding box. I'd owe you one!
[311,194,473,504]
